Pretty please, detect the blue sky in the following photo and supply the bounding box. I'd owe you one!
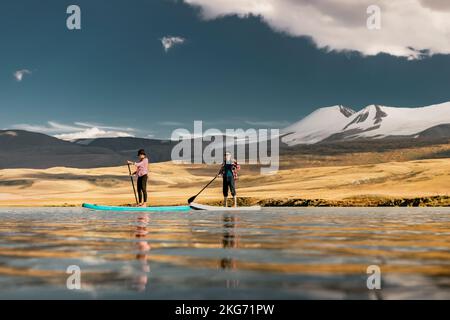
[1,0,450,139]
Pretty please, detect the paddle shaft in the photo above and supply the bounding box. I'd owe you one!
[127,163,139,205]
[188,172,220,203]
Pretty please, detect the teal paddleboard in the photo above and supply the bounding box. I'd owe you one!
[82,203,190,212]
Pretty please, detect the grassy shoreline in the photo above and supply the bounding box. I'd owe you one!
[207,196,450,207]
[1,195,448,208]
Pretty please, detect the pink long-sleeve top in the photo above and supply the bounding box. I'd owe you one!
[135,158,149,177]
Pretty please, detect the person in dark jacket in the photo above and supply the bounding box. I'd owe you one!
[219,152,240,207]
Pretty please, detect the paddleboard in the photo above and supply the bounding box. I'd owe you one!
[189,202,261,211]
[82,203,190,212]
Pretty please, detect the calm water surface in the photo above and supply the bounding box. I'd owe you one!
[0,207,449,299]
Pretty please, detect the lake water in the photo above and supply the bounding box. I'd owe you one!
[0,207,449,299]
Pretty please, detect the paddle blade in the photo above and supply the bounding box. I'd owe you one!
[187,195,196,204]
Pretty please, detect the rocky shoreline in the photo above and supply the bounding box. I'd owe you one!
[7,196,450,208]
[206,196,450,207]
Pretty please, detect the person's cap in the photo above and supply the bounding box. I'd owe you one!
[137,149,146,156]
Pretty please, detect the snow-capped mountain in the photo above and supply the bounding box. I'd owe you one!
[282,102,450,145]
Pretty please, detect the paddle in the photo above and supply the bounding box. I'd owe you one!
[188,171,220,204]
[127,163,139,205]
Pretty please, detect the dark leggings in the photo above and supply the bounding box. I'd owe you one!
[137,175,148,203]
[223,176,236,197]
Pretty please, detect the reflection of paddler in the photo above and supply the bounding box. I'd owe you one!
[132,214,151,292]
[219,214,240,288]
[221,215,239,249]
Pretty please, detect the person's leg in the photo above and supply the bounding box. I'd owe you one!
[230,178,237,207]
[141,175,148,206]
[223,177,229,207]
[137,176,143,205]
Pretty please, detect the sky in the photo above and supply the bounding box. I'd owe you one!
[1,0,450,140]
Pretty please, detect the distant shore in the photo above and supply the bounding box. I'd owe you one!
[257,196,450,207]
[4,195,448,208]
[200,196,449,208]
[0,159,449,208]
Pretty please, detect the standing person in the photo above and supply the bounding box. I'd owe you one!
[219,152,240,208]
[127,149,149,207]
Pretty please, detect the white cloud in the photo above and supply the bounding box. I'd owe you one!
[0,131,18,137]
[55,128,133,141]
[10,121,135,141]
[160,36,186,52]
[13,69,32,82]
[183,0,450,59]
[74,122,135,132]
[11,121,81,133]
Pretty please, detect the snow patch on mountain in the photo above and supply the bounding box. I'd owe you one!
[282,102,450,145]
[345,103,450,139]
[281,105,356,145]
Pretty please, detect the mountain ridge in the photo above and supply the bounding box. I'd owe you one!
[1,102,449,168]
[282,102,450,145]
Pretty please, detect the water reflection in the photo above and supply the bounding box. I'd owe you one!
[131,214,151,292]
[220,214,239,288]
[0,207,448,299]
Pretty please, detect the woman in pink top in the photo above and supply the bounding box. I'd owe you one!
[127,149,149,207]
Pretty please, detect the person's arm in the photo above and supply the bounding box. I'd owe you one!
[127,160,141,167]
[232,161,240,180]
[134,160,145,169]
[126,160,137,175]
[233,160,240,171]
[218,162,224,176]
